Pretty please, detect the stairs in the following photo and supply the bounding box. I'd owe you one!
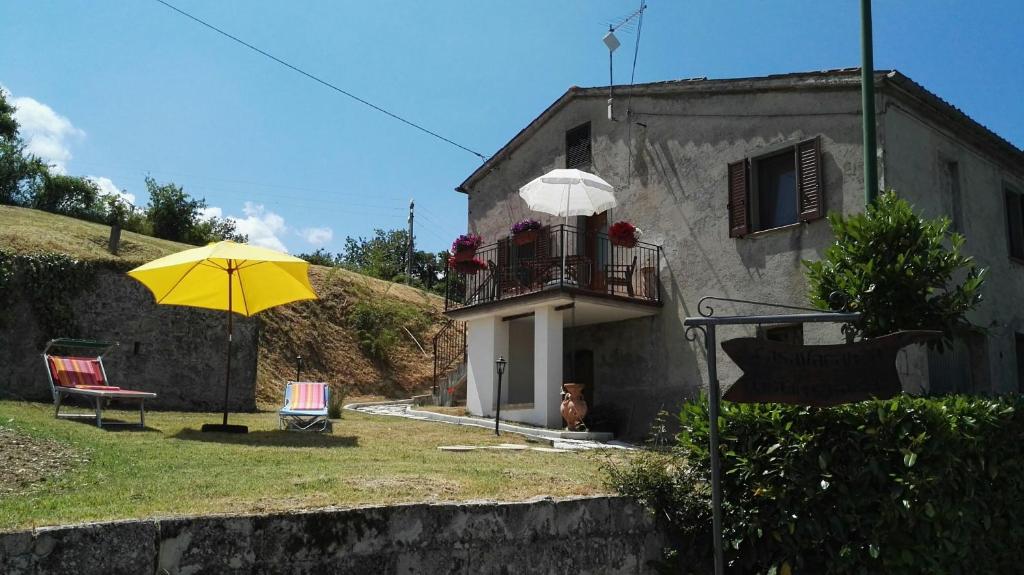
[432,320,466,406]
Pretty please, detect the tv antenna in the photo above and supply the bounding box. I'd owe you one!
[604,3,646,121]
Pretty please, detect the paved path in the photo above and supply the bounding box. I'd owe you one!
[349,401,634,451]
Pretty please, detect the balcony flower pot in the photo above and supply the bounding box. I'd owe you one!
[510,219,542,246]
[451,257,487,275]
[451,233,483,262]
[560,383,588,431]
[512,229,539,246]
[609,221,641,248]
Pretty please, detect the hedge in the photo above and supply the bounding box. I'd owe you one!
[608,395,1024,574]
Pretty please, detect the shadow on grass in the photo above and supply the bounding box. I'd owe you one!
[59,415,160,433]
[171,429,359,448]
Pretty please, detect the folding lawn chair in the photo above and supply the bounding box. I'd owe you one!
[43,338,157,428]
[279,381,331,432]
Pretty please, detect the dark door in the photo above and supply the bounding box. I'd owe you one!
[584,212,608,291]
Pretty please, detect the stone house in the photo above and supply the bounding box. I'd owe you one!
[441,68,1024,439]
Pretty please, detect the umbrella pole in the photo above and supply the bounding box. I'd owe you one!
[222,262,233,425]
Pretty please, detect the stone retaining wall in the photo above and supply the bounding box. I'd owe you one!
[0,496,666,574]
[0,269,258,412]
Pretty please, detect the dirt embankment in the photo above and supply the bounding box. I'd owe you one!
[255,266,446,409]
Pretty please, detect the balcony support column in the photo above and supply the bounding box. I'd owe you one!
[533,305,564,428]
[466,316,508,417]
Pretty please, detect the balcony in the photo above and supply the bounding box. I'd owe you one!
[443,224,661,316]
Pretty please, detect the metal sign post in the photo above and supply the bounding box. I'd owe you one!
[684,296,861,575]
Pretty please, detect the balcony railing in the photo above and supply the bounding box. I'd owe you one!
[443,224,661,312]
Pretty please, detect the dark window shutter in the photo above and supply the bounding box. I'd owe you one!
[566,123,592,169]
[796,136,824,221]
[1006,190,1024,259]
[727,159,750,237]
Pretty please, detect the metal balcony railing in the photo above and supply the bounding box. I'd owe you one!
[443,224,661,312]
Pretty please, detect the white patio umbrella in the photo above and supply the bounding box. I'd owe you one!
[518,168,618,282]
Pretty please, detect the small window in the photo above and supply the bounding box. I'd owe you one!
[727,137,823,237]
[566,123,592,170]
[758,324,803,346]
[944,160,963,232]
[1005,186,1024,261]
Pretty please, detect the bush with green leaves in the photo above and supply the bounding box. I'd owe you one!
[804,191,985,350]
[0,250,96,342]
[608,395,1024,574]
[346,297,430,366]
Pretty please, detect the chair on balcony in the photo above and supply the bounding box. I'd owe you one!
[604,255,637,297]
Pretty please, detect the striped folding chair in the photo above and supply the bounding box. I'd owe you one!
[279,381,330,432]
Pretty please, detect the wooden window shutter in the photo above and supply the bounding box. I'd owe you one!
[727,159,750,237]
[796,136,824,221]
[566,123,592,169]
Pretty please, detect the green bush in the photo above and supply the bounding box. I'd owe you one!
[347,297,430,366]
[804,191,985,351]
[608,395,1024,574]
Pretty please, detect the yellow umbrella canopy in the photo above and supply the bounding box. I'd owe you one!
[127,240,317,315]
[128,241,318,433]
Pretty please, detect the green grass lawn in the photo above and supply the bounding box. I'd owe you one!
[0,400,614,531]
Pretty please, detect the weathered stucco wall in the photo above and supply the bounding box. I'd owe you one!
[0,496,666,575]
[882,96,1024,394]
[465,85,869,437]
[0,269,258,412]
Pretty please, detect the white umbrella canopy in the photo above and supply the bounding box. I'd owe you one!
[517,168,617,218]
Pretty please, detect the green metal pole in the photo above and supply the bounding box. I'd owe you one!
[861,0,878,205]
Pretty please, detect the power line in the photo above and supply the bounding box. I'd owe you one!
[151,0,489,161]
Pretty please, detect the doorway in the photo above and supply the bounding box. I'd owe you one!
[583,212,608,291]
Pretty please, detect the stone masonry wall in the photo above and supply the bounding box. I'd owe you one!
[0,496,667,575]
[0,269,258,412]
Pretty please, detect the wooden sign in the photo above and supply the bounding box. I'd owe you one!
[722,330,941,406]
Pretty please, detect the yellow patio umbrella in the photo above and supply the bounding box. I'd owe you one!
[128,241,317,433]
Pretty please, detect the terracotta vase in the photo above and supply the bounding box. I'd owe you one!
[560,383,588,431]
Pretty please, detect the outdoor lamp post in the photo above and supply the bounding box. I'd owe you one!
[494,356,507,436]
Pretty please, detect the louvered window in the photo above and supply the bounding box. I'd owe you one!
[1006,187,1024,261]
[727,136,824,237]
[566,123,592,169]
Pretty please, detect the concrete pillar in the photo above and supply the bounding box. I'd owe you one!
[466,316,508,417]
[534,306,564,428]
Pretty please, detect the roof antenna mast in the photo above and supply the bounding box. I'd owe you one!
[603,4,646,122]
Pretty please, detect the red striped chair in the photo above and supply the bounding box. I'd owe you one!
[279,381,331,432]
[43,339,156,428]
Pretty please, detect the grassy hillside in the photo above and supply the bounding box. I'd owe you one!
[0,205,445,406]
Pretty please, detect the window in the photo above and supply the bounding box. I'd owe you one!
[728,136,824,237]
[1005,186,1024,261]
[566,123,592,169]
[944,160,963,232]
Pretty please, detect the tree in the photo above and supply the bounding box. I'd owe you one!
[144,177,206,243]
[804,191,985,350]
[0,91,47,206]
[0,89,19,142]
[33,173,101,217]
[338,228,410,280]
[296,248,338,267]
[189,215,247,245]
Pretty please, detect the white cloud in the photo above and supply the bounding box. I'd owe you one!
[298,226,333,246]
[9,92,84,174]
[87,176,136,205]
[198,206,223,221]
[229,202,288,252]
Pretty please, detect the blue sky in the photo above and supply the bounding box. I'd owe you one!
[1,1,1021,254]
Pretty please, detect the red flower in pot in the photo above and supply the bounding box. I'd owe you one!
[510,219,542,246]
[609,221,641,248]
[449,257,487,275]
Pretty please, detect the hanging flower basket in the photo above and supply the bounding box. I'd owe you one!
[510,219,542,246]
[450,257,487,275]
[451,233,483,261]
[609,221,641,248]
